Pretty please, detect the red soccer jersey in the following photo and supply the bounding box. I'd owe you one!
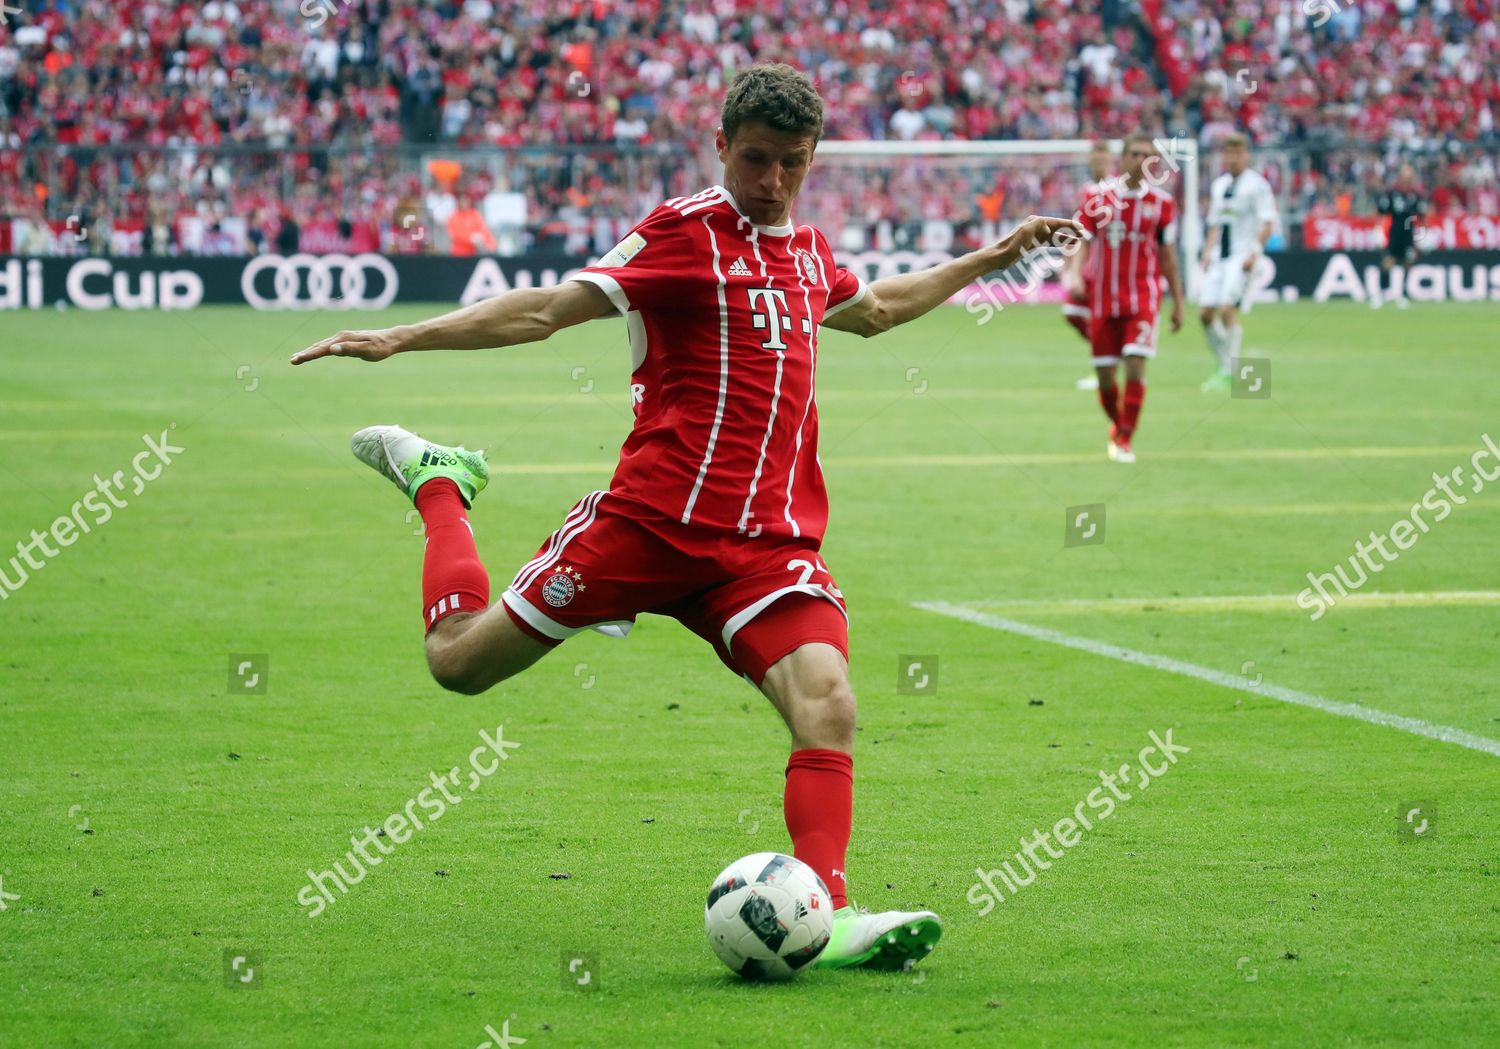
[571,186,867,545]
[1078,181,1177,318]
[1078,178,1103,284]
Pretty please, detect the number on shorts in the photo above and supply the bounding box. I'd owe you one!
[787,558,826,586]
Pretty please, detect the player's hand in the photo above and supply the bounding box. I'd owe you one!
[1064,273,1084,299]
[994,215,1084,269]
[1241,253,1258,273]
[1170,303,1184,333]
[290,327,406,365]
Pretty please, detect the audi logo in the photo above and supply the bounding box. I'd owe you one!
[241,253,399,310]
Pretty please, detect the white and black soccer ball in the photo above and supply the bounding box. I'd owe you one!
[704,852,833,980]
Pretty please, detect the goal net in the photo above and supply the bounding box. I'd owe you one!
[801,138,1202,301]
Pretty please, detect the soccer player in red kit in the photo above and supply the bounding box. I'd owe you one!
[1062,141,1115,344]
[291,64,1078,972]
[1065,133,1185,463]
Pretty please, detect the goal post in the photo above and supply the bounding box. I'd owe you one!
[809,137,1201,300]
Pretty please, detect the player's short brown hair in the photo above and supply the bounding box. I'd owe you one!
[721,63,825,144]
[1121,131,1156,152]
[1222,132,1250,150]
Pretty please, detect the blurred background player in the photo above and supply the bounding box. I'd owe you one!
[1372,164,1426,310]
[1065,141,1116,392]
[1197,133,1276,392]
[1067,133,1184,463]
[1068,133,1182,462]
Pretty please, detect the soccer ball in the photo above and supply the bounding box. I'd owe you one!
[704,852,833,980]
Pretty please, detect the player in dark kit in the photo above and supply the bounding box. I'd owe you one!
[291,64,1079,973]
[1373,163,1425,310]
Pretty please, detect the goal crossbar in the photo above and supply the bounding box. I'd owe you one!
[814,138,1201,296]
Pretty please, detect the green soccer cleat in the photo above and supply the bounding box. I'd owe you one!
[1200,369,1232,392]
[814,904,943,971]
[350,424,489,506]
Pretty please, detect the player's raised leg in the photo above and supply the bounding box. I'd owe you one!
[749,612,942,972]
[351,424,551,693]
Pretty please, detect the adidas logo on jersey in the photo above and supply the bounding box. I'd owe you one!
[728,257,751,276]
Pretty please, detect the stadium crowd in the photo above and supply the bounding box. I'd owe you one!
[0,0,1496,255]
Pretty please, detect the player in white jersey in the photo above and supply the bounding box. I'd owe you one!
[1197,134,1276,392]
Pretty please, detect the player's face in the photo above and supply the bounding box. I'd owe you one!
[716,121,817,226]
[1121,142,1153,181]
[1223,144,1249,175]
[1088,148,1112,180]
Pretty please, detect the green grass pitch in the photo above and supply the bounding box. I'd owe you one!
[2,300,1497,1047]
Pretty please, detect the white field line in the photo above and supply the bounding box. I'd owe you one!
[913,601,1500,759]
[951,591,1500,614]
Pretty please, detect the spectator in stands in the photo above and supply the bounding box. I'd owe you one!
[275,211,300,255]
[446,194,496,256]
[1,0,1495,256]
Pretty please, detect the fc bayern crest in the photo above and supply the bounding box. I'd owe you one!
[794,248,820,286]
[542,564,584,607]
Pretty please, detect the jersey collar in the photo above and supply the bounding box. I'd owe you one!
[716,185,795,236]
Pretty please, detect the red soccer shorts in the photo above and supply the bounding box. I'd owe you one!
[1063,283,1091,319]
[1090,312,1159,366]
[501,491,849,685]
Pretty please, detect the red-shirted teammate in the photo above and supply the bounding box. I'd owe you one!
[291,64,1079,973]
[1065,133,1185,463]
[1062,141,1115,345]
[1065,141,1116,392]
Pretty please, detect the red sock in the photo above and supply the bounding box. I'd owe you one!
[1118,379,1146,439]
[414,478,489,632]
[784,748,852,909]
[1097,384,1119,425]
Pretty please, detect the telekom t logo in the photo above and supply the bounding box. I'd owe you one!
[747,288,814,350]
[747,287,792,349]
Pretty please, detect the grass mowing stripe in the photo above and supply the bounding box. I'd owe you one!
[321,445,1486,477]
[913,600,1500,759]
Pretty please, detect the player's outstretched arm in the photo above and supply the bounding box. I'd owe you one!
[289,280,615,365]
[823,215,1082,338]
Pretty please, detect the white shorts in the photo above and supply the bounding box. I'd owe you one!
[1198,257,1251,308]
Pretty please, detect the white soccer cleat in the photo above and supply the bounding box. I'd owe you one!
[814,904,943,970]
[1107,432,1136,464]
[350,424,489,505]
